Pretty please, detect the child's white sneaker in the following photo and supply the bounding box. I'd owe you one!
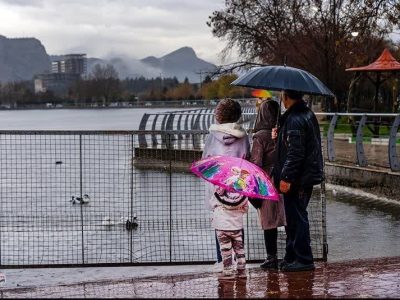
[218,267,235,279]
[211,261,223,272]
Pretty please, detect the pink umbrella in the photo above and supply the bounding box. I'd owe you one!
[190,155,279,201]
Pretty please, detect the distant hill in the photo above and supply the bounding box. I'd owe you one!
[141,47,217,82]
[84,47,217,82]
[0,35,216,83]
[0,35,50,82]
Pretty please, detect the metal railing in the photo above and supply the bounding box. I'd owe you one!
[316,113,400,171]
[138,107,257,149]
[139,110,400,173]
[0,130,326,267]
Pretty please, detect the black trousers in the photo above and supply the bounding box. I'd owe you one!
[264,228,278,257]
[283,186,314,264]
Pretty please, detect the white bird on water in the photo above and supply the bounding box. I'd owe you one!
[81,194,90,204]
[70,194,90,205]
[70,196,80,205]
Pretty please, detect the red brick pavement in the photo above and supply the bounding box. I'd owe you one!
[1,257,399,298]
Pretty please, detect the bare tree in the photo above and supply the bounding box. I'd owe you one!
[90,64,121,106]
[208,0,400,111]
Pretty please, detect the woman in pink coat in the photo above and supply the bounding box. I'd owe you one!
[249,99,286,270]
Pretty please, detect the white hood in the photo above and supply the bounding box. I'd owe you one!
[209,123,247,138]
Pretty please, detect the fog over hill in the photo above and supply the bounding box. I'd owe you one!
[53,47,216,83]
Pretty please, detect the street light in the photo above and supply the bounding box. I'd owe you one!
[351,31,359,37]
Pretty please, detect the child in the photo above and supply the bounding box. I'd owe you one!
[211,187,249,277]
[202,98,250,275]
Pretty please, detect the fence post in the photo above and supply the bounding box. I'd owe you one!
[320,128,328,261]
[327,114,338,162]
[389,115,400,171]
[151,115,160,147]
[356,115,368,167]
[130,134,134,263]
[79,134,85,265]
[138,114,150,148]
[168,133,173,262]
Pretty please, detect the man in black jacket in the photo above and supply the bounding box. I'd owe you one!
[272,89,324,272]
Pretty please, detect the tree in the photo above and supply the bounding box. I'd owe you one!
[90,64,121,106]
[165,82,194,100]
[208,0,400,111]
[199,74,247,99]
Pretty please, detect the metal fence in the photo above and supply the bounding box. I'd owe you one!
[317,113,400,171]
[0,130,326,267]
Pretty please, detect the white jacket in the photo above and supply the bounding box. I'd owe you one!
[202,122,250,211]
[210,191,248,230]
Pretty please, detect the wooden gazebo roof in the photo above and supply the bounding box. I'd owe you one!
[346,48,400,72]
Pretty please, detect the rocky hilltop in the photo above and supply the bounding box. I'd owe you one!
[0,35,50,82]
[141,47,216,82]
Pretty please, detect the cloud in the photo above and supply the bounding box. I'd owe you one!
[0,0,234,64]
[0,0,43,7]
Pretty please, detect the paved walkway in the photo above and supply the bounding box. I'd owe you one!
[0,257,399,298]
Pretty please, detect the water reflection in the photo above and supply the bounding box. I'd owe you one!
[284,271,315,298]
[217,276,247,298]
[265,271,281,297]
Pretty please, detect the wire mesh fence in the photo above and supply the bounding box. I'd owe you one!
[0,130,326,267]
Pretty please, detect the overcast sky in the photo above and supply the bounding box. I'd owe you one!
[0,0,235,64]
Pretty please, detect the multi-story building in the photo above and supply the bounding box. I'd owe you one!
[35,54,87,96]
[51,54,87,75]
[34,73,80,96]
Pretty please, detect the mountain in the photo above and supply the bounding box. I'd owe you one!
[0,35,50,82]
[0,35,216,83]
[141,47,217,82]
[83,47,216,82]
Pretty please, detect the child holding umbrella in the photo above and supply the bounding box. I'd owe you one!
[202,98,250,277]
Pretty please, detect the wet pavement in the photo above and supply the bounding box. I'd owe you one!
[1,257,399,298]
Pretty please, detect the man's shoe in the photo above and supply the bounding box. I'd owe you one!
[260,255,278,270]
[281,261,315,272]
[279,259,293,270]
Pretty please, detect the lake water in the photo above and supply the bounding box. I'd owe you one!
[0,108,175,130]
[0,108,399,264]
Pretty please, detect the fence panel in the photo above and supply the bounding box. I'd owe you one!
[0,130,326,267]
[0,133,82,265]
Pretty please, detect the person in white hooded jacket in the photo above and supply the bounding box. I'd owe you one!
[202,98,250,276]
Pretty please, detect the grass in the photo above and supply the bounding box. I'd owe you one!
[320,118,393,138]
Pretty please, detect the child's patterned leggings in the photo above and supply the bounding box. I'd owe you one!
[216,229,246,271]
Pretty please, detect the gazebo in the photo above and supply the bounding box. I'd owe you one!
[342,49,400,170]
[346,48,400,113]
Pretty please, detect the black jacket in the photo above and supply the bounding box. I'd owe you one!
[273,100,324,189]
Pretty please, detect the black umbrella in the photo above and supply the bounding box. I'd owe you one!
[231,65,335,97]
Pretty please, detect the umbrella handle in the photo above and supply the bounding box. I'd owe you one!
[275,98,282,129]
